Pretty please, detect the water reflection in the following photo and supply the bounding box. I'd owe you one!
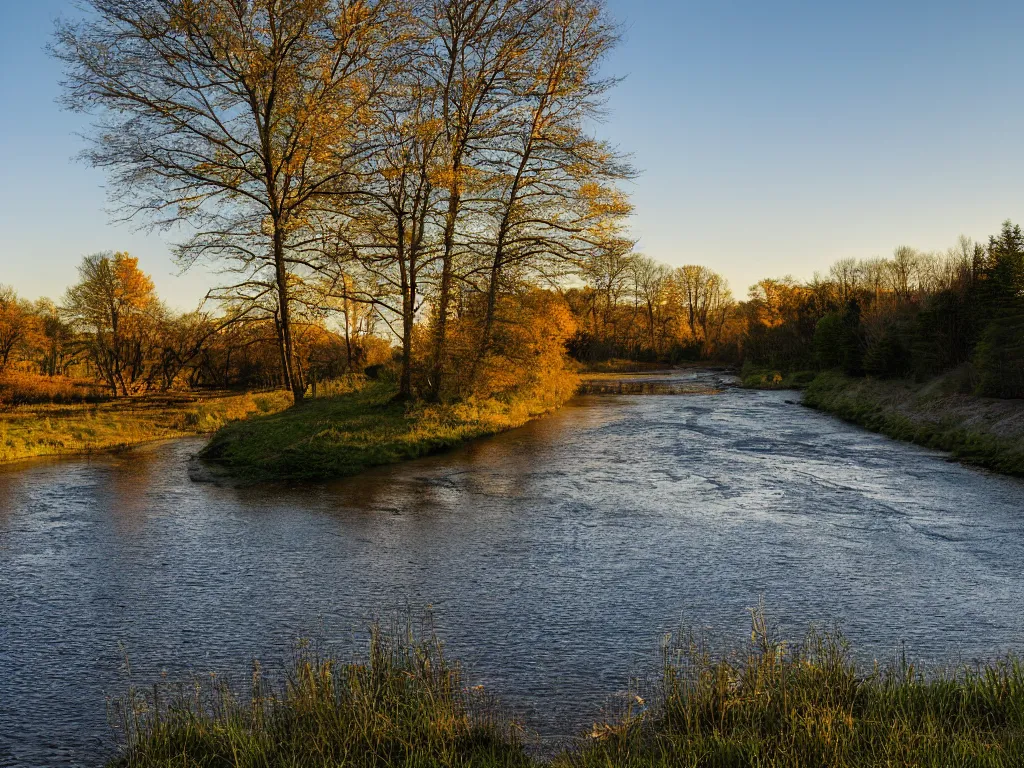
[1,373,1023,767]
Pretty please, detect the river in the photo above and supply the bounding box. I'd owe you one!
[1,370,1022,766]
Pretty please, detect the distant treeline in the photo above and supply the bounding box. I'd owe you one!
[569,220,1024,399]
[6,218,1021,405]
[0,252,390,403]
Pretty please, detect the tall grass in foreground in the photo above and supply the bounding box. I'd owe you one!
[108,626,534,768]
[559,609,1024,767]
[107,611,1024,767]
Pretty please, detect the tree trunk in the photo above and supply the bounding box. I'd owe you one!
[396,215,415,400]
[342,305,353,371]
[429,174,461,401]
[400,288,414,399]
[273,230,304,404]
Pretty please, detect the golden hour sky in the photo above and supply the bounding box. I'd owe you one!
[3,0,1023,308]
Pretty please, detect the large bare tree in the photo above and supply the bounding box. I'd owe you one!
[54,0,398,402]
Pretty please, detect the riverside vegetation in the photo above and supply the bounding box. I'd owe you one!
[0,384,291,464]
[731,367,1024,479]
[2,0,633,474]
[108,611,1024,768]
[802,371,1024,477]
[2,0,1017,476]
[201,370,578,484]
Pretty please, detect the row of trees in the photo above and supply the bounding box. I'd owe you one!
[9,232,1019,400]
[37,1,1024,403]
[0,253,390,398]
[564,251,734,362]
[801,222,1024,398]
[55,0,632,405]
[568,221,1024,400]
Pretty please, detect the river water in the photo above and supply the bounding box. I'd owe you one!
[1,370,1023,766]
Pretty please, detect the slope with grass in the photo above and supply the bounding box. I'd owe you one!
[0,390,291,464]
[200,380,567,484]
[804,371,1024,477]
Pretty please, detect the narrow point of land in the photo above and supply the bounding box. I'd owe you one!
[200,379,570,484]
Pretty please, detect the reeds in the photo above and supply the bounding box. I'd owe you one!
[109,625,534,768]
[107,611,1024,767]
[0,371,107,405]
[558,608,1024,767]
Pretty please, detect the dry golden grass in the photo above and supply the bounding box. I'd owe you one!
[0,389,292,464]
[0,371,106,405]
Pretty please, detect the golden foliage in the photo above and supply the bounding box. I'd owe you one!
[429,289,579,410]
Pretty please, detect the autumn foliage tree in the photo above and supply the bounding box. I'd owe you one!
[62,252,163,396]
[0,286,33,373]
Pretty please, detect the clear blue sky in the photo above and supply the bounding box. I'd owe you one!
[2,0,1023,310]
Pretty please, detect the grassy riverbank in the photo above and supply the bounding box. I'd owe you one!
[804,371,1024,477]
[109,625,532,768]
[110,615,1024,767]
[563,623,1024,767]
[201,379,570,484]
[0,390,291,464]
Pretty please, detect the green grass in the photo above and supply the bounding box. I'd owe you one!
[0,390,292,464]
[201,380,558,483]
[109,624,536,768]
[804,371,1024,477]
[559,611,1024,768]
[109,612,1024,768]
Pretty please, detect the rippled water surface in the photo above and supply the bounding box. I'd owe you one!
[2,371,1023,766]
